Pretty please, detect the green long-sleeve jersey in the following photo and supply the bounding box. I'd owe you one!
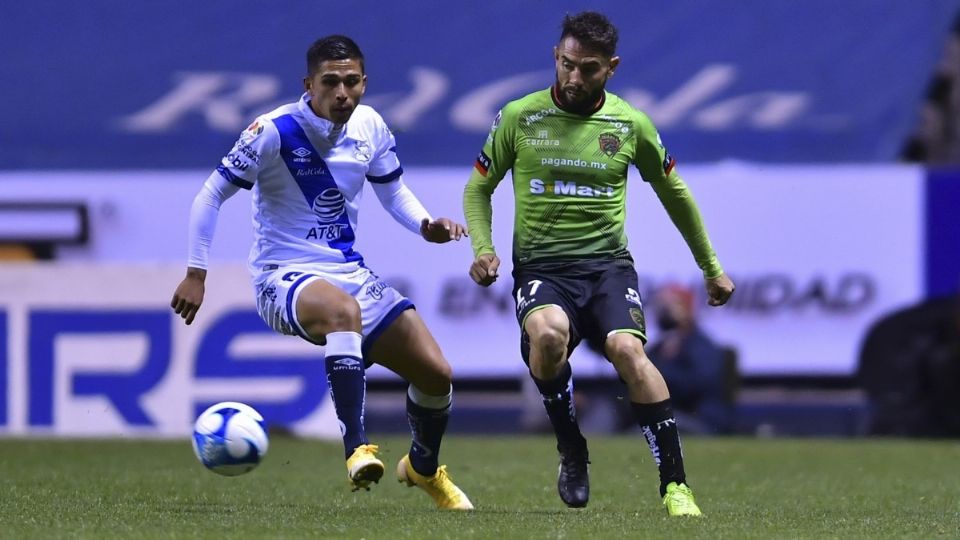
[463,87,723,278]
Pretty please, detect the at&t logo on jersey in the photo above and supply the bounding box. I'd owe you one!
[312,188,346,223]
[529,178,614,198]
[306,188,347,241]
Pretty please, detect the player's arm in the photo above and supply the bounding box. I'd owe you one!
[366,115,465,243]
[370,178,465,243]
[171,172,240,325]
[633,113,734,306]
[463,105,517,286]
[172,119,276,324]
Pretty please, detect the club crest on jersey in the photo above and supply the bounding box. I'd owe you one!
[629,308,645,329]
[599,133,621,157]
[354,140,371,162]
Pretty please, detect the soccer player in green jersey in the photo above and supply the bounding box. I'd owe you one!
[463,11,735,516]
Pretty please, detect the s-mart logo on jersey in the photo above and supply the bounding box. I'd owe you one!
[529,178,614,198]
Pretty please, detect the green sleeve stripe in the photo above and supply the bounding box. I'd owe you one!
[607,328,648,345]
[519,304,563,331]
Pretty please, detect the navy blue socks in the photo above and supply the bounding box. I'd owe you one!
[324,331,368,459]
[406,385,451,476]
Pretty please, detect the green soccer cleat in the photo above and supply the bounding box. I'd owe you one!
[662,482,702,517]
[397,454,474,510]
[346,444,385,492]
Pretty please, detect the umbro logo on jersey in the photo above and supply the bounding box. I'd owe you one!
[292,147,312,163]
[333,357,361,368]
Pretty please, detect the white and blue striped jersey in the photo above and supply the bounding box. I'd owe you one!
[216,93,403,275]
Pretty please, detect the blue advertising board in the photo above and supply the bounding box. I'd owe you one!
[3,1,957,168]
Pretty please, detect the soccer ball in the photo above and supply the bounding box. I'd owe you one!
[191,401,269,476]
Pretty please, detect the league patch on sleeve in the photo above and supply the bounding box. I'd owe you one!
[662,152,676,175]
[241,120,264,141]
[475,150,491,176]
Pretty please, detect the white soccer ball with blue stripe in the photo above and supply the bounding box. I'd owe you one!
[192,402,269,476]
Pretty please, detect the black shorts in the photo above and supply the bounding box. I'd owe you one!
[512,257,647,364]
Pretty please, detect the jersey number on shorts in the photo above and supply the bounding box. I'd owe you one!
[515,279,543,312]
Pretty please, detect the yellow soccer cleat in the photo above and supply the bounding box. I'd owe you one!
[346,444,384,492]
[396,454,474,510]
[662,482,703,517]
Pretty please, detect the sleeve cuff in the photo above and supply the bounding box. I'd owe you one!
[366,166,403,184]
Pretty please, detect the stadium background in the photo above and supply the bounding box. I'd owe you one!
[2,0,960,439]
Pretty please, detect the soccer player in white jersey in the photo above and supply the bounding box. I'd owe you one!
[170,35,473,510]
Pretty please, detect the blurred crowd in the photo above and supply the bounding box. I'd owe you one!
[903,14,960,163]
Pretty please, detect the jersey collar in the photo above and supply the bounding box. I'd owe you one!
[297,93,346,143]
[550,84,606,116]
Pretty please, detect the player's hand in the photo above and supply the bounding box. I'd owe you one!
[469,253,501,287]
[171,268,207,325]
[420,217,466,243]
[705,273,735,306]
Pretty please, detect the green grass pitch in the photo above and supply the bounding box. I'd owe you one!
[1,436,958,538]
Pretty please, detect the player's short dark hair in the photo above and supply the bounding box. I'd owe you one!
[560,11,618,58]
[307,35,365,75]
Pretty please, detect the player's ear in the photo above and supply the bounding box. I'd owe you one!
[303,76,312,95]
[553,45,560,61]
[607,56,620,78]
[360,74,368,96]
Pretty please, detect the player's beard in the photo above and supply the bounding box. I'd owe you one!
[555,77,605,115]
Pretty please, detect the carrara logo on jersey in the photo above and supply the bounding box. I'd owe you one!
[529,179,615,198]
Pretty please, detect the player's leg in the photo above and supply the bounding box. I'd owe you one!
[293,278,385,490]
[363,293,472,509]
[588,262,701,516]
[605,333,699,515]
[514,275,590,508]
[295,278,365,453]
[523,306,588,455]
[254,267,382,490]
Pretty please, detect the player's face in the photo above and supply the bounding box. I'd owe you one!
[553,36,619,110]
[304,58,367,125]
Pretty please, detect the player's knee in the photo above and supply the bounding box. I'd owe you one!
[407,357,452,396]
[606,335,651,376]
[299,296,361,337]
[530,325,568,360]
[605,333,644,363]
[429,359,453,389]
